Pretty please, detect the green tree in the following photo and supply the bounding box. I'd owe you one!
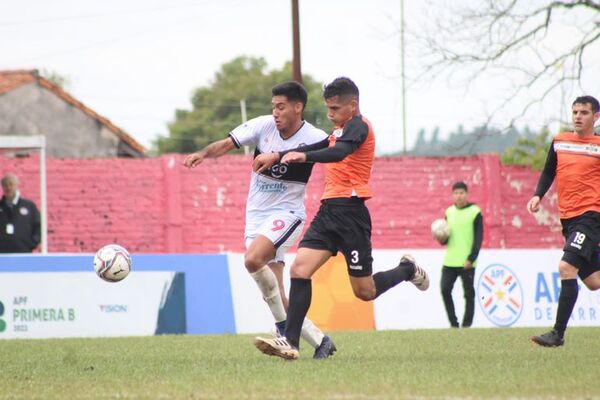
[501,128,552,171]
[154,56,331,154]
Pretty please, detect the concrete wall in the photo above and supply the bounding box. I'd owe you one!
[0,153,561,253]
[0,83,120,158]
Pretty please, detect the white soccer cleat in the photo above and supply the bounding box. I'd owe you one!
[400,254,430,291]
[254,336,299,360]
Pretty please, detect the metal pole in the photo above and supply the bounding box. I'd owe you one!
[39,137,48,253]
[291,0,302,83]
[240,99,249,155]
[401,0,407,155]
[240,99,247,123]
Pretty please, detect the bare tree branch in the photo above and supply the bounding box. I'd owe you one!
[411,0,600,131]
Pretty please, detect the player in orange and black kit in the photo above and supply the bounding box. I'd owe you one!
[527,95,600,347]
[251,77,430,360]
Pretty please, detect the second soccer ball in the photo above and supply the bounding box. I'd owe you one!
[430,218,450,243]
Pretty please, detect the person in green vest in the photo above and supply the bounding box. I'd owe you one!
[440,181,484,328]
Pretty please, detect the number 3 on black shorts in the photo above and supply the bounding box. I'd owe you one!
[350,250,359,263]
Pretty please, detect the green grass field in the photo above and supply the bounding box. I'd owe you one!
[0,327,598,399]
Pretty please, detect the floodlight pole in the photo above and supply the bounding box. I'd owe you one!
[39,137,47,253]
[291,0,302,83]
[240,99,249,155]
[401,0,407,155]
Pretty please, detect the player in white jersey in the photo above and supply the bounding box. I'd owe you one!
[183,81,336,359]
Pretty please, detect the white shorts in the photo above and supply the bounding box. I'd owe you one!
[245,212,305,265]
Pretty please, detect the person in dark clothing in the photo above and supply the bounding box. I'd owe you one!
[0,173,41,253]
[440,181,483,328]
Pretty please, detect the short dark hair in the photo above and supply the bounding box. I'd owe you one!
[272,81,307,109]
[573,95,599,113]
[452,181,468,191]
[323,77,359,101]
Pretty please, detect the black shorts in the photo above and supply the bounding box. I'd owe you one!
[560,211,600,280]
[299,198,373,277]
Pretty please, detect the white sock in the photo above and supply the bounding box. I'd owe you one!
[301,318,325,349]
[251,266,325,348]
[250,266,286,322]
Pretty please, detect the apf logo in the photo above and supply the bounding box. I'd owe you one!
[477,263,524,327]
[0,300,6,332]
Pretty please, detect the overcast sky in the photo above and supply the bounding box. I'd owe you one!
[2,0,599,154]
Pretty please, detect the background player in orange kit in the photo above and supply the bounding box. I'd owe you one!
[527,95,600,347]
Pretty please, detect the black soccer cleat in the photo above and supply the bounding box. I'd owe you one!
[531,330,564,347]
[313,335,337,359]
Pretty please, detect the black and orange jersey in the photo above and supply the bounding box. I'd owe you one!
[321,115,375,200]
[535,131,600,219]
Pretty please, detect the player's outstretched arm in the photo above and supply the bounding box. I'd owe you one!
[253,137,329,172]
[183,137,236,168]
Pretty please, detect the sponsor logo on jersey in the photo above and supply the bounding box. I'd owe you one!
[256,177,287,193]
[586,143,599,155]
[269,163,288,179]
[554,142,600,156]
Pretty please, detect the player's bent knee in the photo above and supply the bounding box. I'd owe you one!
[289,269,311,279]
[583,275,600,291]
[584,281,600,291]
[289,263,312,279]
[352,286,375,301]
[244,252,265,273]
[558,259,579,279]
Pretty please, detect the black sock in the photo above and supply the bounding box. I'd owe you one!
[373,263,413,299]
[275,320,286,335]
[285,278,312,349]
[553,279,578,337]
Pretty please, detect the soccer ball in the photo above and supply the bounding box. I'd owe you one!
[93,244,132,282]
[431,218,450,243]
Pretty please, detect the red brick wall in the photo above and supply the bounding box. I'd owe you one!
[0,153,561,253]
